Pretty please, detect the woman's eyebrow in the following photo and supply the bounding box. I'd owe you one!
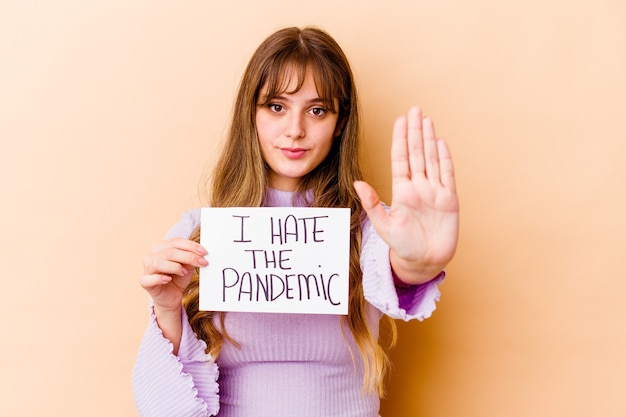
[269,94,325,104]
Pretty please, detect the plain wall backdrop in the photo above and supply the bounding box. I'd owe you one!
[1,1,625,416]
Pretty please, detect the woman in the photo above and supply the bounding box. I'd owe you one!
[133,26,459,417]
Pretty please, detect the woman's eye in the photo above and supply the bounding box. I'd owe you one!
[268,103,284,113]
[310,107,327,117]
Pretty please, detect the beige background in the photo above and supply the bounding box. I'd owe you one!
[1,1,625,416]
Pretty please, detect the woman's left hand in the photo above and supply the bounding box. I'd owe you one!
[354,107,459,285]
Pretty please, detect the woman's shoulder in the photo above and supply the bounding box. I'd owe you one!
[164,208,201,239]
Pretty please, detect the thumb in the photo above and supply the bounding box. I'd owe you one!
[353,181,388,229]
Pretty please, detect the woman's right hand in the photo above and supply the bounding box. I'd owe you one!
[140,238,208,313]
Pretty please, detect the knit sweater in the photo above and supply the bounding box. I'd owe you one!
[132,189,444,417]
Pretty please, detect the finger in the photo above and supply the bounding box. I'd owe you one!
[143,256,192,277]
[144,245,208,274]
[422,117,440,185]
[139,273,173,291]
[163,245,208,268]
[146,242,208,270]
[391,115,410,183]
[151,238,207,256]
[407,106,425,178]
[353,181,389,230]
[438,139,457,193]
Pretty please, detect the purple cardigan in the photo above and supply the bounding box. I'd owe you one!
[132,189,444,417]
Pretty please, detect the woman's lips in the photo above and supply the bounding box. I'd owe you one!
[281,148,307,159]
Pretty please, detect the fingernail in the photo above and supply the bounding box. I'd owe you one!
[181,268,188,276]
[199,257,208,266]
[197,246,208,255]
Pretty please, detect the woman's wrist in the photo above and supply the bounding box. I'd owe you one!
[153,304,183,354]
[390,250,445,285]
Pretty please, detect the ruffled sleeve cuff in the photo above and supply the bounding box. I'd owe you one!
[360,217,445,322]
[178,307,220,411]
[132,305,219,416]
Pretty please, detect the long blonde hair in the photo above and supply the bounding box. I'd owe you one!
[182,26,396,396]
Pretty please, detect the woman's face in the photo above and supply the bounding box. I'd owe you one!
[256,69,340,191]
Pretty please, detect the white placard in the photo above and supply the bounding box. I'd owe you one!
[199,207,350,315]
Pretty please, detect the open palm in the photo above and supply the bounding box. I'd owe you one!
[354,107,459,284]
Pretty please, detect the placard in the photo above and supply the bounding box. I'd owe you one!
[199,207,350,315]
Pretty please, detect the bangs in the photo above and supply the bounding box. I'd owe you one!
[257,58,342,114]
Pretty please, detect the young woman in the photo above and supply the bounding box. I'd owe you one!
[133,26,459,417]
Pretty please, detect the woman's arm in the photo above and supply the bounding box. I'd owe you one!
[140,236,208,354]
[133,210,219,416]
[360,213,444,321]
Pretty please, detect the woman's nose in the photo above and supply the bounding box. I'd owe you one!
[285,112,305,139]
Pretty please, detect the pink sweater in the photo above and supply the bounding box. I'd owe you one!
[132,189,444,417]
